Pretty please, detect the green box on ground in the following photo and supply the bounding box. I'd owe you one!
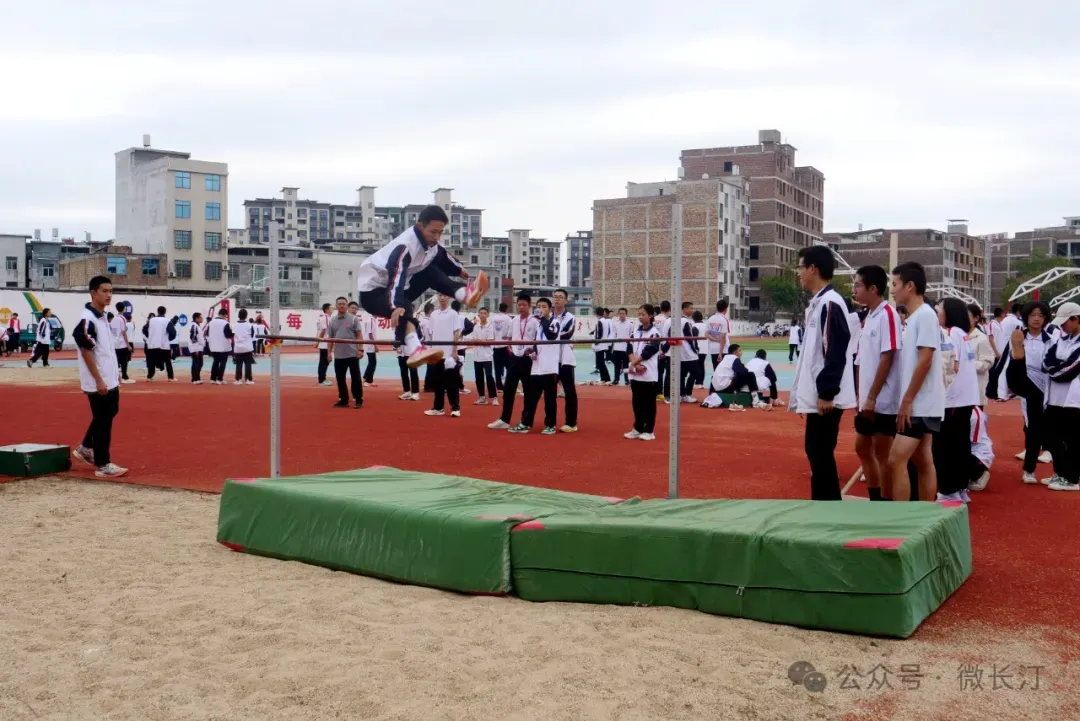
[216,467,633,595]
[510,498,971,638]
[0,443,71,477]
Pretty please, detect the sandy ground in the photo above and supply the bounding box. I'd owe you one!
[0,364,79,386]
[1,478,1077,721]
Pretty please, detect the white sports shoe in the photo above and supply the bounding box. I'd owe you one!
[399,392,413,400]
[1048,478,1079,491]
[638,433,656,441]
[450,410,461,417]
[409,393,421,401]
[488,419,510,430]
[95,463,128,479]
[1015,450,1026,460]
[72,445,94,467]
[1022,472,1038,484]
[624,430,641,439]
[425,409,445,416]
[1038,451,1052,464]
[969,470,990,492]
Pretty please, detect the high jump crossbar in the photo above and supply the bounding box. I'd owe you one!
[264,335,704,347]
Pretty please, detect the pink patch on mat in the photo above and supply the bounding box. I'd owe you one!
[366,465,389,470]
[602,496,624,503]
[475,514,534,521]
[512,520,546,532]
[938,500,963,508]
[844,537,906,550]
[219,541,246,552]
[231,478,256,484]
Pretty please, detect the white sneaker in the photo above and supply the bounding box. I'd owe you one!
[492,398,500,407]
[936,491,963,502]
[1022,472,1038,484]
[557,390,566,398]
[409,393,421,401]
[488,419,510,430]
[399,392,413,400]
[319,381,333,387]
[450,410,461,417]
[752,400,770,410]
[95,463,128,478]
[1048,478,1079,492]
[681,396,696,404]
[425,409,445,416]
[245,380,255,385]
[168,378,177,383]
[1038,451,1052,464]
[1015,450,1026,460]
[960,489,972,504]
[121,378,136,384]
[638,432,656,441]
[1041,475,1061,486]
[72,445,94,466]
[463,270,489,307]
[624,430,641,439]
[728,404,747,412]
[474,398,488,405]
[969,470,990,491]
[234,380,244,385]
[407,346,444,368]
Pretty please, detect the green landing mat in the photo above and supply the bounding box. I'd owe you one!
[510,498,971,638]
[216,467,633,594]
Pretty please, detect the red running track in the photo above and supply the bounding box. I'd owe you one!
[2,379,1078,639]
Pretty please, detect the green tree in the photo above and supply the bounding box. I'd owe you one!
[1000,251,1077,308]
[761,269,805,314]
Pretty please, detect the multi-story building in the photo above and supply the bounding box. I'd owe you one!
[567,231,592,288]
[115,136,229,294]
[680,129,823,319]
[59,245,168,292]
[824,222,987,304]
[1,234,30,288]
[985,216,1080,305]
[591,170,752,314]
[226,244,320,309]
[26,239,112,289]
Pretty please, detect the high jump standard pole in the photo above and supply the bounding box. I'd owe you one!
[269,228,282,479]
[668,203,682,499]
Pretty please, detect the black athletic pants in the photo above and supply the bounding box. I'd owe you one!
[789,344,799,362]
[499,355,533,423]
[696,354,706,386]
[680,363,696,398]
[1045,406,1080,483]
[805,409,844,501]
[146,349,173,380]
[318,348,330,384]
[474,361,497,398]
[29,342,50,366]
[190,351,204,382]
[430,360,460,412]
[595,351,611,383]
[522,374,557,428]
[363,352,377,383]
[399,356,419,394]
[715,370,759,395]
[493,347,509,391]
[630,380,658,434]
[115,348,131,380]
[1007,356,1047,474]
[558,364,577,426]
[658,356,670,399]
[210,352,230,382]
[933,406,974,496]
[334,357,362,403]
[359,264,465,345]
[611,350,629,385]
[82,388,119,468]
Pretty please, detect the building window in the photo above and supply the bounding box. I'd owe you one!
[174,260,192,278]
[42,264,55,278]
[175,200,191,218]
[250,292,266,306]
[206,202,221,221]
[279,292,290,306]
[205,261,222,280]
[205,232,222,250]
[174,230,192,249]
[749,268,759,281]
[205,174,221,192]
[749,246,759,260]
[278,266,290,281]
[175,171,191,189]
[106,257,127,275]
[142,258,160,276]
[300,266,313,281]
[300,292,315,307]
[228,264,240,280]
[298,208,307,217]
[5,256,16,271]
[749,296,760,311]
[252,265,267,283]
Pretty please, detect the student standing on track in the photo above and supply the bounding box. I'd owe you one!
[26,308,53,368]
[347,301,378,388]
[329,297,365,408]
[469,308,499,406]
[513,297,560,434]
[110,302,134,384]
[934,298,981,503]
[967,304,995,408]
[625,304,662,441]
[886,262,944,502]
[788,319,802,362]
[70,276,127,479]
[692,310,707,388]
[552,288,578,432]
[668,301,700,403]
[1005,301,1055,483]
[188,312,206,384]
[397,343,421,401]
[655,300,672,402]
[592,306,612,384]
[987,303,1023,400]
[205,308,233,385]
[852,265,901,501]
[144,307,176,382]
[232,309,257,385]
[611,308,634,386]
[425,294,462,418]
[789,245,855,501]
[706,300,731,372]
[490,302,512,391]
[488,293,539,430]
[316,302,332,387]
[355,205,487,368]
[1032,302,1080,491]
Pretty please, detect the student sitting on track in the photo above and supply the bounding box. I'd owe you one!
[700,345,762,410]
[746,349,781,407]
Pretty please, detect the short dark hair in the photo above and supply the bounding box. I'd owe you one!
[681,301,693,310]
[217,308,228,316]
[336,296,347,303]
[716,299,729,313]
[348,301,359,308]
[692,310,703,322]
[897,305,908,317]
[451,300,462,311]
[322,302,332,312]
[660,300,671,313]
[424,302,435,313]
[516,292,531,303]
[157,305,167,315]
[193,312,203,321]
[88,276,111,292]
[755,348,767,359]
[618,307,627,313]
[554,288,568,298]
[798,245,835,280]
[1021,301,1052,328]
[499,303,508,312]
[639,303,654,316]
[1010,302,1022,315]
[855,265,888,297]
[107,312,114,320]
[942,298,971,332]
[238,309,248,320]
[891,262,927,295]
[728,343,741,354]
[114,301,125,312]
[418,205,449,225]
[992,307,1004,318]
[536,297,551,308]
[595,306,605,317]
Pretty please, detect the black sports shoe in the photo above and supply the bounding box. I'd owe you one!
[334,400,348,407]
[354,401,363,409]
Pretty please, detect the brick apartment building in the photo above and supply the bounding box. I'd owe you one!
[680,129,824,319]
[985,216,1080,305]
[59,245,169,291]
[823,223,987,306]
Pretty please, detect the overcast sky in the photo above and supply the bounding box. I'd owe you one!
[1,0,1077,248]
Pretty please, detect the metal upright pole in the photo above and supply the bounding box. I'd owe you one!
[668,203,683,499]
[269,229,282,478]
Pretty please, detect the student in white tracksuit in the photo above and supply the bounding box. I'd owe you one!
[205,309,234,384]
[552,289,578,431]
[232,309,257,384]
[188,313,206,384]
[514,298,560,434]
[625,305,663,440]
[26,309,53,367]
